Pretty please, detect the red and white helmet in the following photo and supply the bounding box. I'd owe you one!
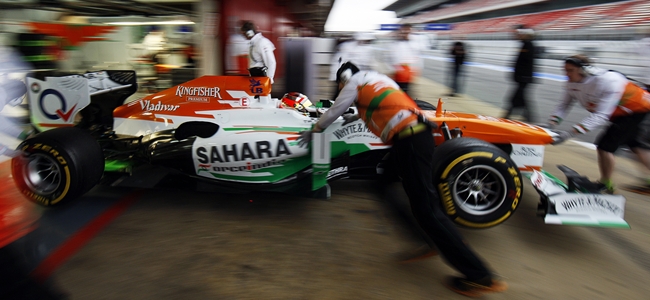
[279,92,312,111]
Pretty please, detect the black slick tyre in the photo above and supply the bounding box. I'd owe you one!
[432,138,522,228]
[11,127,104,207]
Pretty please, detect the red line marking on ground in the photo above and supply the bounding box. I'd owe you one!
[31,190,143,282]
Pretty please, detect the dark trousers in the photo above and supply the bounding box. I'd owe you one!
[397,82,410,97]
[597,112,650,152]
[450,64,463,94]
[503,82,533,122]
[393,129,492,281]
[248,67,267,77]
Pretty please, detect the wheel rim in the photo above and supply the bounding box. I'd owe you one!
[21,153,63,195]
[451,165,507,215]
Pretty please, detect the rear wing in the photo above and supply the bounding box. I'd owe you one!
[27,70,137,132]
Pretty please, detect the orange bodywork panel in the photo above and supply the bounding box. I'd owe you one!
[114,76,271,122]
[422,110,554,146]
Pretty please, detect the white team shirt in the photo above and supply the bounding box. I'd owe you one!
[386,37,423,74]
[316,71,400,130]
[226,34,249,72]
[552,68,627,132]
[248,33,276,84]
[329,41,376,81]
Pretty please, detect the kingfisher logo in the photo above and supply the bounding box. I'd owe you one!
[175,86,222,99]
[39,89,77,121]
[249,78,263,94]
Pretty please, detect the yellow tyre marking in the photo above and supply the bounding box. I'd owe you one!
[454,211,512,228]
[50,165,71,205]
[441,152,493,179]
[438,182,456,215]
[26,144,72,206]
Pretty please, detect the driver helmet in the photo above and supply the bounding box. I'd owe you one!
[280,92,313,114]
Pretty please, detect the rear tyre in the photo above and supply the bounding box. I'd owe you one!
[432,138,522,228]
[12,127,104,207]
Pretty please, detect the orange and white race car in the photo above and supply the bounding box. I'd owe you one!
[10,71,628,229]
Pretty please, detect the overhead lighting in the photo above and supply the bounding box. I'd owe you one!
[104,20,195,25]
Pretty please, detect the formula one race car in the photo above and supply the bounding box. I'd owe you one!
[10,71,628,229]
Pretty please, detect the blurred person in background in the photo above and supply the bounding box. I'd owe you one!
[0,46,33,153]
[0,77,32,153]
[182,42,196,68]
[226,18,249,75]
[447,41,466,97]
[502,25,536,122]
[0,46,68,299]
[346,32,376,71]
[241,21,276,84]
[298,62,507,298]
[545,54,650,193]
[142,26,166,65]
[385,24,422,97]
[329,32,376,99]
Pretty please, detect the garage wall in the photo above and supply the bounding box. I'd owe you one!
[219,0,299,81]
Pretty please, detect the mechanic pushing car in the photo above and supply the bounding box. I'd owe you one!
[297,62,507,298]
[545,54,650,193]
[240,21,277,85]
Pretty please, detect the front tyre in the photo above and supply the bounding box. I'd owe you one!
[12,127,104,207]
[432,138,522,229]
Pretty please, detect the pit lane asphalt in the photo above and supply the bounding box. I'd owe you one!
[18,77,650,300]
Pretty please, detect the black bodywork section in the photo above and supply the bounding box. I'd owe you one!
[77,70,138,130]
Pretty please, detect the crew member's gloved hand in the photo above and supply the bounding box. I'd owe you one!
[297,130,313,148]
[551,130,574,145]
[341,114,360,126]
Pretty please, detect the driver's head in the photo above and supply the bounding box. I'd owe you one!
[336,62,359,90]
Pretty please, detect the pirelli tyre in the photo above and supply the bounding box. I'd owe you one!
[432,137,522,229]
[12,127,104,207]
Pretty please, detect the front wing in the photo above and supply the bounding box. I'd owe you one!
[529,169,629,228]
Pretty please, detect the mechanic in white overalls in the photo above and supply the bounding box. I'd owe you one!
[297,62,507,297]
[328,33,377,99]
[384,24,423,97]
[547,54,650,193]
[240,21,277,84]
[0,46,32,157]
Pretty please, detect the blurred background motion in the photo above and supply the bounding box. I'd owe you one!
[2,0,650,298]
[0,0,647,106]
